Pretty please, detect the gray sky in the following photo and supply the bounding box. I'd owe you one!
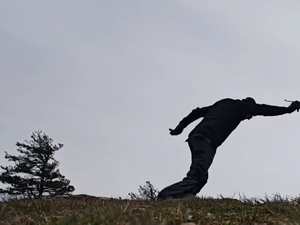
[1,1,300,200]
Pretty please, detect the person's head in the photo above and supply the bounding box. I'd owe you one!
[242,97,256,104]
[242,97,256,120]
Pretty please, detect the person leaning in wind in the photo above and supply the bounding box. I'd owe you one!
[157,97,300,201]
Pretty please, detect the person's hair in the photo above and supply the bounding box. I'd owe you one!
[242,97,256,104]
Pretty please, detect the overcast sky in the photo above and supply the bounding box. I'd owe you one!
[1,1,300,200]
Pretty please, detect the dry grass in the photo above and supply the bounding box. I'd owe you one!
[1,194,300,225]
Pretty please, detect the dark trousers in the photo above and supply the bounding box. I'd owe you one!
[157,134,216,201]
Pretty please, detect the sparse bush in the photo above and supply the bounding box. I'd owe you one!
[128,181,158,201]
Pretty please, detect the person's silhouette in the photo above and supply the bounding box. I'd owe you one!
[157,97,300,201]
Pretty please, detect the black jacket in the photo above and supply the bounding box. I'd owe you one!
[180,98,293,150]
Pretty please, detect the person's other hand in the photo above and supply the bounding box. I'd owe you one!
[289,100,300,112]
[169,124,185,135]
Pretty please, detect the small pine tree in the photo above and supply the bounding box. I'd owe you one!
[128,181,158,201]
[0,130,75,199]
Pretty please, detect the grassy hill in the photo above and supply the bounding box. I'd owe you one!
[1,194,300,224]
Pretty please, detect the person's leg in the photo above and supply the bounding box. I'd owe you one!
[157,134,216,201]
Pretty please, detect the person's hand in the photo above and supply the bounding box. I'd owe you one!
[169,124,185,135]
[288,100,300,112]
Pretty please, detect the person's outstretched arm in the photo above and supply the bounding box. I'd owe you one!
[169,106,211,135]
[248,101,300,116]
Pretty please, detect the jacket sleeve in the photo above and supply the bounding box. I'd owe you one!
[179,106,210,127]
[247,103,293,116]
